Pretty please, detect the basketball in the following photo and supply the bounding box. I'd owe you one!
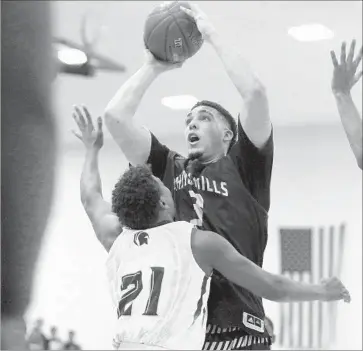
[143,1,204,63]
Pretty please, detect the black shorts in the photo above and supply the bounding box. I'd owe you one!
[203,324,271,350]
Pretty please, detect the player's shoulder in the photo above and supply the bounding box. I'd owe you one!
[161,221,196,244]
[213,153,240,175]
[94,213,122,252]
[191,229,225,259]
[106,227,126,252]
[191,229,220,275]
[162,149,186,175]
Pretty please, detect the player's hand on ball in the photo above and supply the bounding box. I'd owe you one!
[144,49,183,73]
[321,277,351,303]
[180,3,216,41]
[331,40,362,95]
[72,105,104,150]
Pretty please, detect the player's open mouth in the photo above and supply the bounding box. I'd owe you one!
[188,133,200,145]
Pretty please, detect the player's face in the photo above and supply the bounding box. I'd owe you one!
[184,106,227,161]
[153,176,175,218]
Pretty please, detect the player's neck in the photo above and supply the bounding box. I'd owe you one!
[189,147,226,164]
[151,213,173,228]
[200,152,225,165]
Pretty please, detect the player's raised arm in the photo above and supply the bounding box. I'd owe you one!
[73,106,121,252]
[192,229,351,303]
[181,4,271,148]
[104,51,182,166]
[331,40,362,170]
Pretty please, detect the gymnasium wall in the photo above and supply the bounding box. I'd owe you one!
[26,123,362,350]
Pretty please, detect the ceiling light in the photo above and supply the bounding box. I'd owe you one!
[288,24,334,42]
[57,46,88,65]
[161,95,199,110]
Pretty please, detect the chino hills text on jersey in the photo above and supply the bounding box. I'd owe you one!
[173,170,228,197]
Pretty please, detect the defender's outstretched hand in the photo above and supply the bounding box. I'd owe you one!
[321,277,351,303]
[72,105,104,150]
[180,3,216,42]
[331,40,362,94]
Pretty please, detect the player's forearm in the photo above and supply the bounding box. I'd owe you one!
[228,269,324,303]
[104,64,159,124]
[80,148,103,205]
[273,275,325,302]
[334,92,362,169]
[208,31,265,99]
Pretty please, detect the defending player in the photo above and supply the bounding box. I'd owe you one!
[104,3,274,349]
[73,107,350,350]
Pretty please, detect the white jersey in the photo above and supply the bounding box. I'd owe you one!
[106,221,211,350]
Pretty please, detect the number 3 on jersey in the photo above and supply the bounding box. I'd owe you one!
[118,267,164,318]
[189,190,204,227]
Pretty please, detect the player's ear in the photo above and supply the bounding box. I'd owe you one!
[159,197,168,209]
[223,129,233,143]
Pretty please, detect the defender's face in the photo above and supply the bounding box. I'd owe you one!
[184,106,226,161]
[153,176,175,218]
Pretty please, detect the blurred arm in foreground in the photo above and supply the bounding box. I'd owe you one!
[2,1,57,349]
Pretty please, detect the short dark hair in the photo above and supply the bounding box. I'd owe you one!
[192,100,237,151]
[112,165,161,230]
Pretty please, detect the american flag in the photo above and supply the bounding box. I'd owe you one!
[278,224,346,350]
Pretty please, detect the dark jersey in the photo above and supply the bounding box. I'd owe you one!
[146,116,274,336]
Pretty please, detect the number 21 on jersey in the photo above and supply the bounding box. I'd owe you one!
[118,267,164,318]
[189,190,204,227]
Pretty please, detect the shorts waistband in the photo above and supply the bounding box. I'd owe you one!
[204,324,272,350]
[204,334,271,350]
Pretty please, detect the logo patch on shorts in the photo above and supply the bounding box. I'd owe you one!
[242,312,264,333]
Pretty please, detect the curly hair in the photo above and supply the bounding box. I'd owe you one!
[112,165,161,230]
[192,100,238,152]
